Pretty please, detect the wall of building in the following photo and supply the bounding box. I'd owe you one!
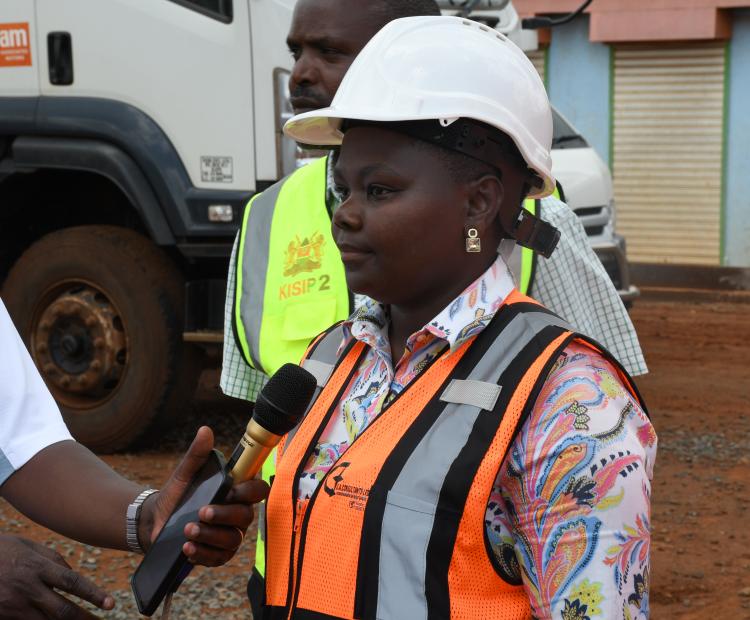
[724,9,750,266]
[536,6,750,266]
[516,0,747,43]
[547,16,611,166]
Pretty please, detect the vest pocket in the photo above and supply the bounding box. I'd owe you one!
[376,491,438,619]
[281,298,338,342]
[384,490,436,515]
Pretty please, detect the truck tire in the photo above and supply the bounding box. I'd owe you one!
[1,226,198,452]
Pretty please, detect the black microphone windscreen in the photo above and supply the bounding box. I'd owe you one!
[253,363,318,436]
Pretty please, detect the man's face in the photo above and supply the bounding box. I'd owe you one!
[286,0,387,114]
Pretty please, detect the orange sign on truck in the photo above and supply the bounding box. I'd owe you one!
[0,23,32,67]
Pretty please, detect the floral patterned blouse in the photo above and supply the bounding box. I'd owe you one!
[297,255,657,619]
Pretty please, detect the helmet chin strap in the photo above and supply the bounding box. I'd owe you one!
[499,204,560,259]
[512,207,561,258]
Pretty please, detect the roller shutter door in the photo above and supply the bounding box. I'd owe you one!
[613,44,725,265]
[526,48,546,83]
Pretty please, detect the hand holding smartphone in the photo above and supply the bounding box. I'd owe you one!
[130,365,317,616]
[131,449,232,616]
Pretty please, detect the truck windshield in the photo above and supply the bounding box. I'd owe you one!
[552,108,589,149]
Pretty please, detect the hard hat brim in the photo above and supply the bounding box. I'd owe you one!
[284,109,555,199]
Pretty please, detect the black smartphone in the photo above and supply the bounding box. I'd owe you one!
[131,449,232,616]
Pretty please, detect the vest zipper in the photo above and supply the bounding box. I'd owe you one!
[293,499,308,532]
[283,343,367,618]
[288,465,334,617]
[286,499,308,620]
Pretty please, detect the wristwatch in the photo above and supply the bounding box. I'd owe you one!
[126,488,159,554]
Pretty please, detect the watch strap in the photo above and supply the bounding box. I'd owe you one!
[126,488,159,554]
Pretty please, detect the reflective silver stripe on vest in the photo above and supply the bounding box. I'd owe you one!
[309,324,345,370]
[257,498,266,543]
[376,310,570,620]
[286,325,345,448]
[301,359,334,388]
[440,379,502,410]
[239,180,285,372]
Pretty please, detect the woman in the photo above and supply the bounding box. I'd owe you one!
[255,16,656,620]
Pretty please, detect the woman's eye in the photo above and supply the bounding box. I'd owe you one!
[367,185,392,199]
[334,185,350,200]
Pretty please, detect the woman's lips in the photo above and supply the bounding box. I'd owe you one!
[336,243,371,263]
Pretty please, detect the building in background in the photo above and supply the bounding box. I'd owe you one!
[516,0,750,274]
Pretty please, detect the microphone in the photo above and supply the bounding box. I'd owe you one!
[227,363,318,482]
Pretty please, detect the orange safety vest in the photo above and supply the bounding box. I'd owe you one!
[253,292,644,620]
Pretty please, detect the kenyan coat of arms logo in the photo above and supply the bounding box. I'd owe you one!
[283,232,325,277]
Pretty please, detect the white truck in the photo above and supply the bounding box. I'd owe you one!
[0,0,636,452]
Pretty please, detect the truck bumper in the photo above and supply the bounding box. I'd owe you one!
[592,234,640,304]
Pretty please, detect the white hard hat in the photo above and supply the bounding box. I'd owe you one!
[284,15,555,199]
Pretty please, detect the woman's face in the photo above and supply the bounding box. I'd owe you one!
[331,126,496,307]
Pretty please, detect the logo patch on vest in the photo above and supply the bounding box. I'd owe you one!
[283,233,325,277]
[323,463,370,511]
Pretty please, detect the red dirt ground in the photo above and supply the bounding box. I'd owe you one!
[2,292,749,618]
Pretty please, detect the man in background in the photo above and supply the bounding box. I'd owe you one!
[223,0,645,401]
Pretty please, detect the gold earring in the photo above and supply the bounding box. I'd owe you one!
[466,228,481,253]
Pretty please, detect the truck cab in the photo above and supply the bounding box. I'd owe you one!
[0,0,277,451]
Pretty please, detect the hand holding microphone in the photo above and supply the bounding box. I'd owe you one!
[227,363,318,482]
[131,363,317,616]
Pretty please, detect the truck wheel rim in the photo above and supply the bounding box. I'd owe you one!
[31,281,128,409]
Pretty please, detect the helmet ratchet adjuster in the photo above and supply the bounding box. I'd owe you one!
[511,208,560,259]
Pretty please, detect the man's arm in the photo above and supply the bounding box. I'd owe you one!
[0,427,267,618]
[532,197,648,376]
[2,440,142,549]
[220,231,268,401]
[1,427,267,561]
[1,296,265,557]
[0,534,114,619]
[0,297,267,617]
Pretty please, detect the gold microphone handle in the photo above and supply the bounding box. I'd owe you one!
[229,419,279,483]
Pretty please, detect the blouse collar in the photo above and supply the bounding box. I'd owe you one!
[343,255,516,356]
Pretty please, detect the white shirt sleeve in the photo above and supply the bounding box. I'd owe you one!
[0,298,73,486]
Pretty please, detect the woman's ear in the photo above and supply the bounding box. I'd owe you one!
[465,174,504,231]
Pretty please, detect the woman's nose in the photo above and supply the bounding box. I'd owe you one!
[332,197,362,232]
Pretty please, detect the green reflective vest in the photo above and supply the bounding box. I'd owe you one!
[234,157,554,579]
[233,157,350,581]
[518,198,538,294]
[233,156,350,377]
